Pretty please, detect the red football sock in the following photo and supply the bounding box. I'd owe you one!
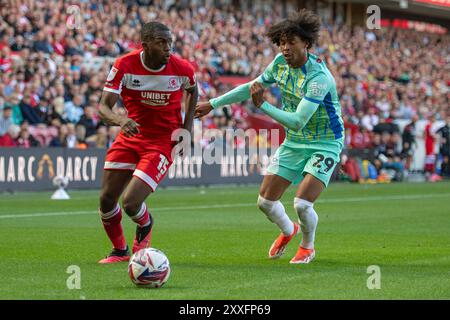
[130,203,151,227]
[99,205,127,250]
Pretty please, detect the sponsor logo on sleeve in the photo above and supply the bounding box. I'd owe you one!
[106,67,119,81]
[309,81,327,97]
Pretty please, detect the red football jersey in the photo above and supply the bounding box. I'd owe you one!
[425,122,435,155]
[103,50,196,140]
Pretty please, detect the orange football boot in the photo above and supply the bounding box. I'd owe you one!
[290,246,316,264]
[268,222,300,259]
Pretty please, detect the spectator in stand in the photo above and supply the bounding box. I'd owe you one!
[106,126,120,148]
[424,117,438,180]
[32,30,53,54]
[52,97,66,119]
[16,127,40,148]
[86,125,108,148]
[66,123,78,148]
[373,112,400,137]
[351,125,373,149]
[436,114,450,158]
[3,94,23,125]
[0,46,12,73]
[19,92,43,125]
[401,114,419,170]
[340,154,362,183]
[0,105,13,136]
[436,114,450,178]
[77,106,98,138]
[38,98,65,126]
[75,124,88,149]
[63,94,84,123]
[346,123,372,149]
[441,157,450,178]
[49,124,69,148]
[361,108,379,132]
[373,133,405,181]
[0,124,20,147]
[11,35,28,52]
[0,84,4,109]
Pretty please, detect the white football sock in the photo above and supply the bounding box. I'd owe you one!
[257,195,294,236]
[294,198,318,249]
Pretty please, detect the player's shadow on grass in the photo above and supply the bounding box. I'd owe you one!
[130,286,192,293]
[174,259,388,272]
[111,279,192,299]
[172,261,323,273]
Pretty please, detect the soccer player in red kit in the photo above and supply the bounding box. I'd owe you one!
[97,22,198,263]
[424,119,436,179]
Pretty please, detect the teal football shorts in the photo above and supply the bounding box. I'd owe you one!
[266,140,343,187]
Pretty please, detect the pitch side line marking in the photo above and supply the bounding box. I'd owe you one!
[0,193,449,219]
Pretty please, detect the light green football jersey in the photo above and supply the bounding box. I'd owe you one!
[260,52,344,144]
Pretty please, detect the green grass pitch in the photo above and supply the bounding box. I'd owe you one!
[0,181,449,299]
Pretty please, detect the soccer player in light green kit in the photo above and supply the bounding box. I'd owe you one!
[195,9,344,264]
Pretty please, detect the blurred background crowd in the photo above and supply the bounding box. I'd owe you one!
[0,0,449,182]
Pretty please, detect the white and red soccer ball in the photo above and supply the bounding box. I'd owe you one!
[128,248,171,288]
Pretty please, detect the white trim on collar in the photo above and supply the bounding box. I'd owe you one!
[140,51,167,72]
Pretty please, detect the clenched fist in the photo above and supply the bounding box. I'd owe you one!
[195,101,213,118]
[250,82,265,108]
[118,117,140,137]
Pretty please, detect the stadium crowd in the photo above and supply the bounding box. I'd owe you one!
[0,0,449,181]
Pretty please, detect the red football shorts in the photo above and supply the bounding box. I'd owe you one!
[104,134,175,191]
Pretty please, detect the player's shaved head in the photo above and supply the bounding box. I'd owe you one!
[141,21,172,42]
[140,21,173,69]
[266,9,321,49]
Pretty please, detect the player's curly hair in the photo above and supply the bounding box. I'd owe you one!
[266,9,321,49]
[141,21,171,42]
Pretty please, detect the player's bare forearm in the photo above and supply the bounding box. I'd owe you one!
[98,91,124,126]
[98,91,140,137]
[183,85,198,133]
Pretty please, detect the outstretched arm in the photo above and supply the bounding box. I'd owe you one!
[195,54,279,118]
[195,76,272,118]
[210,75,274,108]
[250,73,329,131]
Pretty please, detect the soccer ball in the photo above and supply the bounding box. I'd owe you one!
[52,175,69,188]
[128,248,171,288]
